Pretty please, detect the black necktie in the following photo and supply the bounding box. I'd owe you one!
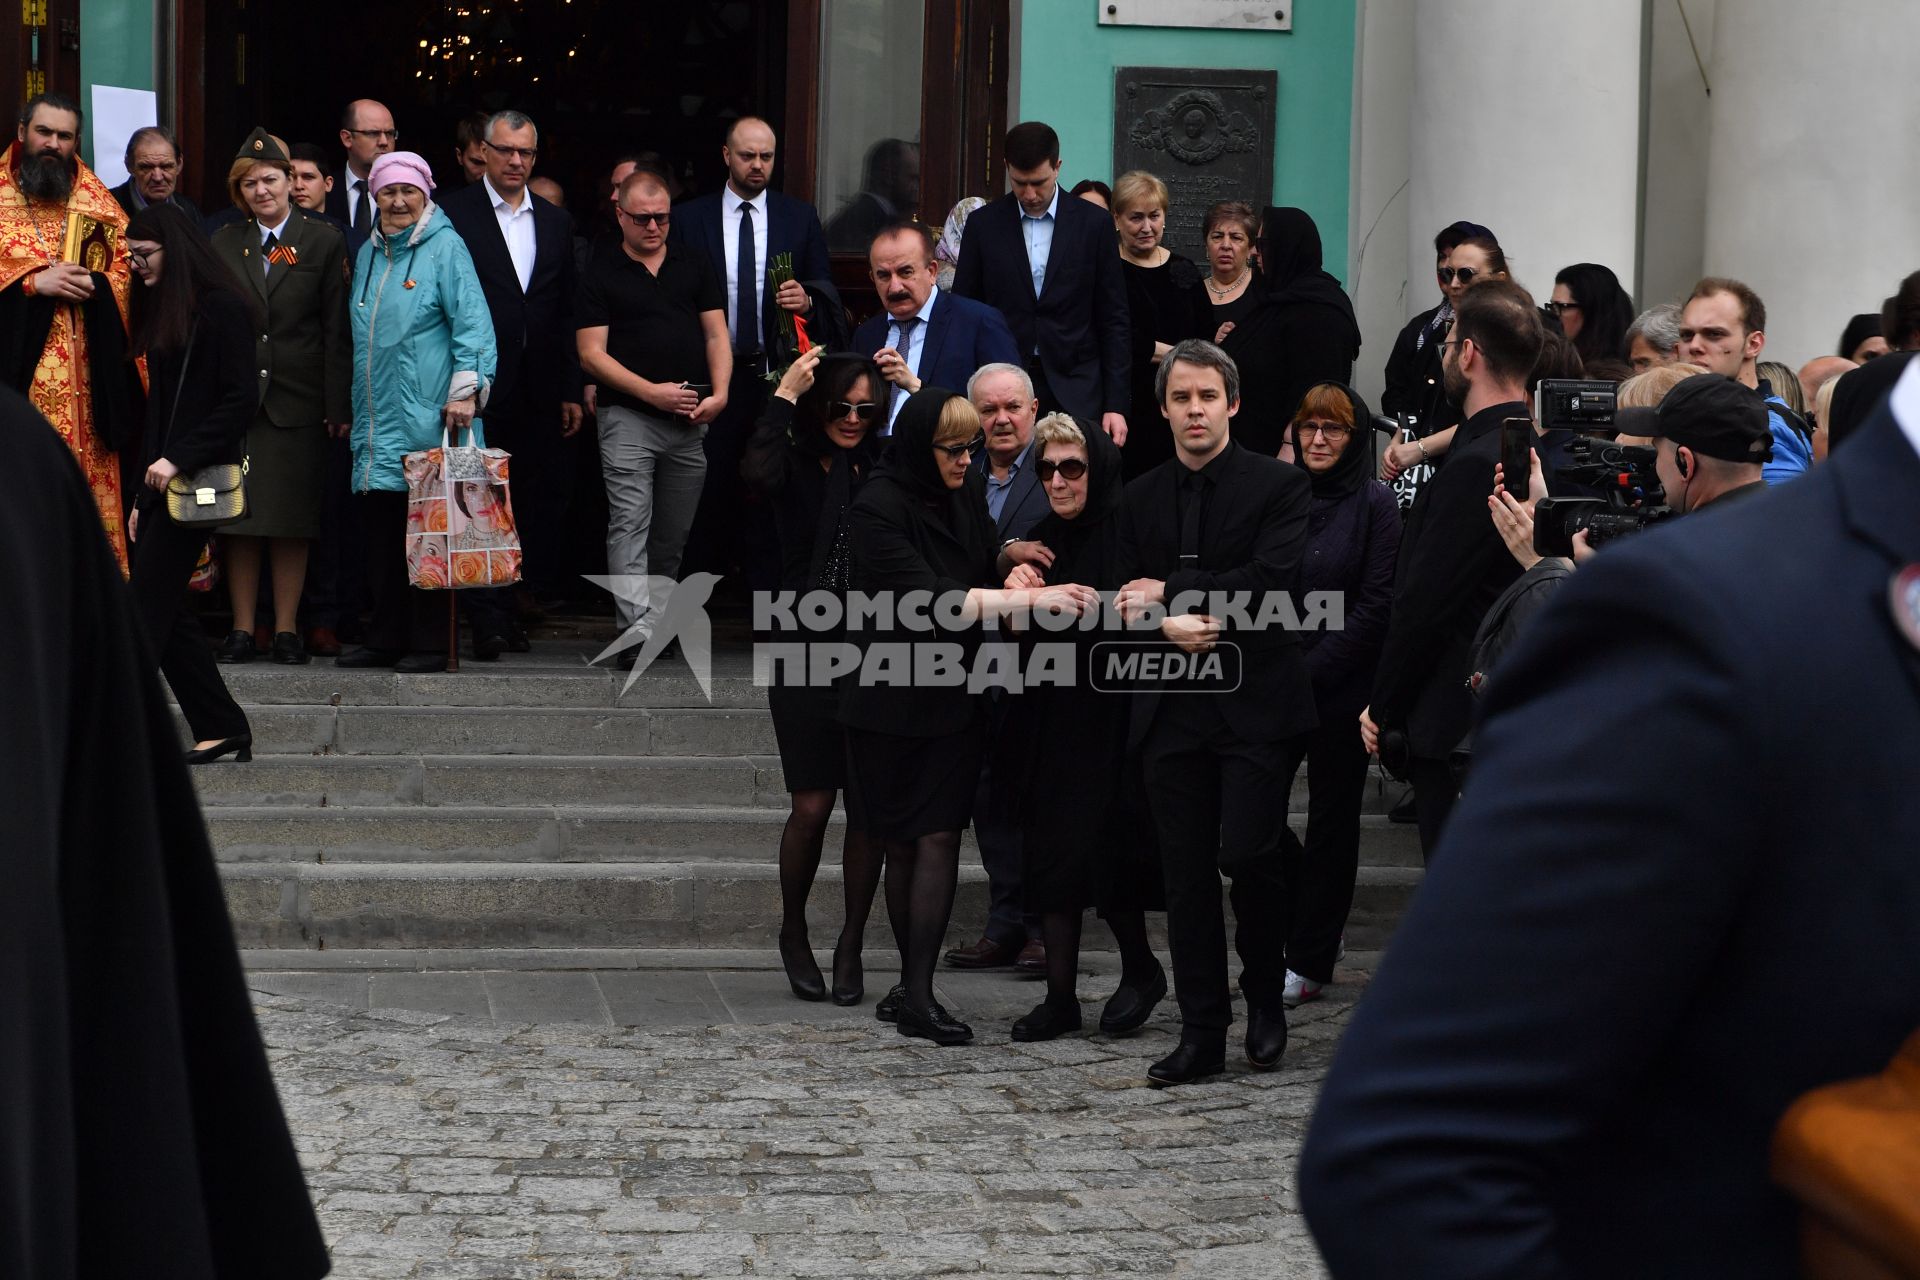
[353,179,370,231]
[735,203,760,359]
[261,231,278,278]
[1178,470,1208,564]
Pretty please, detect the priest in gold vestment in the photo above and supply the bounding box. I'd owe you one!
[1,94,137,571]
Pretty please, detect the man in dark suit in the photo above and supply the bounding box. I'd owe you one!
[439,110,586,655]
[852,221,1020,435]
[108,125,202,225]
[668,115,829,580]
[951,120,1131,444]
[324,98,396,258]
[1299,360,1920,1280]
[1362,278,1539,858]
[1115,339,1316,1087]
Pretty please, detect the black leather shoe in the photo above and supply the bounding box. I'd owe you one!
[897,1000,973,1045]
[185,733,252,765]
[1388,787,1418,824]
[394,652,448,673]
[270,631,311,665]
[1245,1005,1289,1071]
[830,943,864,1006]
[215,629,256,664]
[506,627,532,654]
[1147,1038,1227,1088]
[1011,997,1083,1043]
[780,930,826,1002]
[874,984,905,1023]
[472,631,508,662]
[335,647,404,668]
[1099,965,1168,1036]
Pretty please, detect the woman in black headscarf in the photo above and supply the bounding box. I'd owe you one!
[1209,206,1361,457]
[743,348,886,1007]
[1,381,329,1277]
[1275,382,1401,1009]
[1000,414,1166,1042]
[841,387,1097,1045]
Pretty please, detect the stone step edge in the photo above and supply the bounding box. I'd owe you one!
[202,802,1410,828]
[239,945,1392,972]
[218,860,1421,884]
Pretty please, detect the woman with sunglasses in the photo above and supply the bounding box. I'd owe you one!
[1380,233,1512,482]
[998,414,1167,1042]
[841,388,1099,1045]
[1382,221,1494,439]
[743,347,887,1007]
[1277,383,1401,1008]
[1548,262,1635,370]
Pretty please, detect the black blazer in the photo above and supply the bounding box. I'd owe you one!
[951,191,1130,423]
[1299,398,1920,1280]
[668,188,831,354]
[135,289,256,514]
[1116,442,1317,745]
[108,182,202,228]
[838,470,998,737]
[1369,401,1524,756]
[970,441,1052,541]
[438,180,585,410]
[1380,303,1459,433]
[322,171,376,259]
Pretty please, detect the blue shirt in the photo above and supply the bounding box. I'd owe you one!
[1020,189,1058,303]
[1759,384,1812,485]
[984,437,1034,523]
[883,288,939,433]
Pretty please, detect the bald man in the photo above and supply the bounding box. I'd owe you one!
[669,115,830,580]
[528,176,565,208]
[1798,354,1856,411]
[326,97,396,254]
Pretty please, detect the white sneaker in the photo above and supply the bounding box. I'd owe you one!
[1282,969,1323,1009]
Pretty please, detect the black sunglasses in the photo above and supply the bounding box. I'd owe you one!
[619,209,670,226]
[1035,457,1088,482]
[1544,300,1581,316]
[1438,266,1491,284]
[830,400,879,422]
[934,434,985,460]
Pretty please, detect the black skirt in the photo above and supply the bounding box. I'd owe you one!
[769,682,848,793]
[845,714,987,841]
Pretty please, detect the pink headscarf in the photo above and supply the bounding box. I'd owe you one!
[368,151,435,197]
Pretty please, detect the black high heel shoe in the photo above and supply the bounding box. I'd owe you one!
[780,928,826,1002]
[185,733,252,765]
[830,942,864,1006]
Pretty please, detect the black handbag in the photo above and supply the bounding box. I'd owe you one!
[160,323,251,528]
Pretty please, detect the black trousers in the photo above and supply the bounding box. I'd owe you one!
[972,685,1033,946]
[1409,753,1459,863]
[357,490,513,654]
[1141,697,1294,1036]
[302,432,367,639]
[1026,358,1063,418]
[128,509,250,743]
[1277,718,1372,984]
[482,385,574,599]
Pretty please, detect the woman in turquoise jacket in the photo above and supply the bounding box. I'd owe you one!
[339,151,497,673]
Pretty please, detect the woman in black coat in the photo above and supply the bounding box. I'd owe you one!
[1001,416,1166,1042]
[742,348,885,1007]
[1278,382,1401,1007]
[841,388,1097,1045]
[1206,206,1361,457]
[123,201,262,764]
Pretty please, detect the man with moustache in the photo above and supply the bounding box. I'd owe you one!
[108,125,202,225]
[851,221,1019,434]
[0,93,138,570]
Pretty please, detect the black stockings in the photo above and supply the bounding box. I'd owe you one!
[882,831,962,1010]
[778,790,885,988]
[1038,909,1159,1004]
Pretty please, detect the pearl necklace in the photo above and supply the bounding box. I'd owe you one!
[1206,268,1250,299]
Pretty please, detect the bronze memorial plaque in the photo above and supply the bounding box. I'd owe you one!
[1113,67,1276,263]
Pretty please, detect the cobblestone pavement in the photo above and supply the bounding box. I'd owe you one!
[257,963,1368,1279]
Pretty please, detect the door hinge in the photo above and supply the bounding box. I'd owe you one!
[24,0,48,26]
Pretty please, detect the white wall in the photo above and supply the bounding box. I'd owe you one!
[1347,0,1415,406]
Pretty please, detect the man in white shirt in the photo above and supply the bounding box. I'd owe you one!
[326,98,396,255]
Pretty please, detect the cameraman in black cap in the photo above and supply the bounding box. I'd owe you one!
[1641,373,1772,514]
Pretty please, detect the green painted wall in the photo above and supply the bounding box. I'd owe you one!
[79,0,157,170]
[1016,0,1356,280]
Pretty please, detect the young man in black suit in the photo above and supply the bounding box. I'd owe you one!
[324,98,395,259]
[669,116,830,581]
[1300,347,1920,1280]
[1362,278,1539,857]
[439,109,586,654]
[1116,339,1317,1087]
[951,121,1131,445]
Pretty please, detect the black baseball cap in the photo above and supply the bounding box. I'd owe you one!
[1642,374,1774,464]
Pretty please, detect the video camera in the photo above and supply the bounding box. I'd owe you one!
[1535,436,1674,556]
[1534,379,1618,433]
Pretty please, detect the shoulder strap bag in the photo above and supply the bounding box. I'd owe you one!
[162,322,251,528]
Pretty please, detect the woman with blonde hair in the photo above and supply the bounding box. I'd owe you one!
[1109,170,1197,478]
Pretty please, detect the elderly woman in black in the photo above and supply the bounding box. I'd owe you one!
[1277,383,1401,1007]
[123,202,261,765]
[1001,414,1166,1041]
[743,348,886,1007]
[842,387,1097,1045]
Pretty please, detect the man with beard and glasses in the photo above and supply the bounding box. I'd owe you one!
[1,93,137,571]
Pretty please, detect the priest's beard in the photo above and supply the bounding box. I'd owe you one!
[19,150,76,203]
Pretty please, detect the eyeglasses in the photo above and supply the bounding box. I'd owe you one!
[829,400,879,422]
[1437,266,1491,284]
[1296,422,1352,443]
[483,141,538,162]
[1035,456,1088,481]
[1544,300,1581,316]
[618,209,670,226]
[934,434,985,460]
[128,246,160,268]
[1441,336,1473,352]
[347,128,400,142]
